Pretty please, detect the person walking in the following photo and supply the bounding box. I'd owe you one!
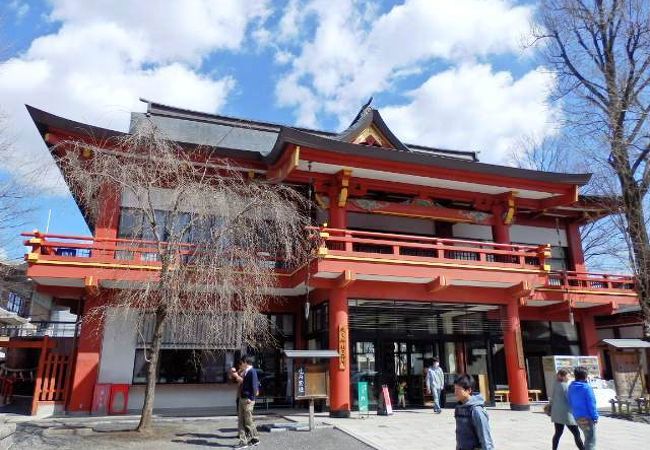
[234,355,260,449]
[426,357,445,413]
[397,379,407,408]
[453,374,494,450]
[548,368,585,450]
[567,366,598,450]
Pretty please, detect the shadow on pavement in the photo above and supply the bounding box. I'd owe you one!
[174,431,239,448]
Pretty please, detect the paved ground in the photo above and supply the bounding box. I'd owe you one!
[286,404,649,450]
[9,416,371,450]
[5,405,649,449]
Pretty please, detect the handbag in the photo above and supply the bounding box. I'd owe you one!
[543,403,552,416]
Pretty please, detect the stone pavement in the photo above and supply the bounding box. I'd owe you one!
[284,404,649,450]
[9,415,372,450]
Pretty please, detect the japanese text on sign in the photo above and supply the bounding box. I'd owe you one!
[338,325,347,370]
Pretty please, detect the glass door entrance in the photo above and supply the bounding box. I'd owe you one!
[348,300,501,409]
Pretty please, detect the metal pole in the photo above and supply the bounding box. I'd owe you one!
[309,398,315,431]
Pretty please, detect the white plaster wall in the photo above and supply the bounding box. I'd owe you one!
[510,224,567,246]
[347,212,435,235]
[98,309,137,384]
[452,223,492,241]
[127,383,239,411]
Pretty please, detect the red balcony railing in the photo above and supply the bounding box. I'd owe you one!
[22,230,638,296]
[545,271,636,293]
[318,227,549,271]
[21,232,292,270]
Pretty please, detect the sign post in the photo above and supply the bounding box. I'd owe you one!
[284,349,339,431]
[357,381,369,418]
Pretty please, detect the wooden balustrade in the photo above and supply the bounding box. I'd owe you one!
[319,227,547,270]
[22,229,636,294]
[546,271,635,292]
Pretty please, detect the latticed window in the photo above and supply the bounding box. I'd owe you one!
[7,292,24,315]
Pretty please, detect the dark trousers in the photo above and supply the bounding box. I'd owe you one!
[552,423,585,450]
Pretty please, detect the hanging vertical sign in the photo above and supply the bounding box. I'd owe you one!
[515,329,525,369]
[357,381,369,414]
[296,366,306,398]
[338,325,348,370]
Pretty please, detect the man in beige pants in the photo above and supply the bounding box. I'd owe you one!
[232,355,260,449]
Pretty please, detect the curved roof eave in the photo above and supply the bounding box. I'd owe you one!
[266,127,593,186]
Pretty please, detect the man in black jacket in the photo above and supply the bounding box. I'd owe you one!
[234,355,260,449]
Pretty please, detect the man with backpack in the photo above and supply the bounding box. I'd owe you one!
[453,374,495,450]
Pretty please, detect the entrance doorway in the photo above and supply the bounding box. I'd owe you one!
[348,300,501,409]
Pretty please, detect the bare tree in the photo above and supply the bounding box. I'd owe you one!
[534,0,650,337]
[57,119,314,431]
[0,112,36,259]
[509,133,629,271]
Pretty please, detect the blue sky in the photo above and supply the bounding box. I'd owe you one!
[0,0,559,260]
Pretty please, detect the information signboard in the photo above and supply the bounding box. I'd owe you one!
[357,381,369,414]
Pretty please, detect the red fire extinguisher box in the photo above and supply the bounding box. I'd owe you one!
[108,384,129,415]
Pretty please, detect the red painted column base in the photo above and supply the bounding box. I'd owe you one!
[67,296,103,413]
[503,301,530,411]
[329,287,350,418]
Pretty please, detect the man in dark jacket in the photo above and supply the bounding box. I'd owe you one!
[453,374,494,450]
[234,355,260,449]
[567,366,598,450]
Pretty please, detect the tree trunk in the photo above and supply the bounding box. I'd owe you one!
[622,186,650,339]
[136,306,167,431]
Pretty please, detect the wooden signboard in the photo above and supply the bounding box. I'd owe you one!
[612,351,644,400]
[294,365,329,399]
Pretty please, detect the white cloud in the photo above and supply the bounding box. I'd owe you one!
[272,0,556,162]
[47,0,270,66]
[381,64,559,162]
[0,0,267,193]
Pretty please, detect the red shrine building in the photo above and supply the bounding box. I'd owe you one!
[12,101,638,417]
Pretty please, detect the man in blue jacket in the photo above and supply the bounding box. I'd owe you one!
[567,366,598,450]
[234,355,260,449]
[453,374,494,450]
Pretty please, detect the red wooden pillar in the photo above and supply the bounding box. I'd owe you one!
[96,184,120,239]
[329,286,350,417]
[502,300,530,410]
[491,206,510,244]
[329,201,346,229]
[566,222,586,273]
[67,295,104,413]
[94,184,120,258]
[579,313,599,356]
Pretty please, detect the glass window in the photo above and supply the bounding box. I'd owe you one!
[619,326,643,339]
[142,210,168,241]
[169,212,191,243]
[523,321,551,340]
[118,208,143,239]
[132,349,229,384]
[551,321,578,342]
[7,292,24,314]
